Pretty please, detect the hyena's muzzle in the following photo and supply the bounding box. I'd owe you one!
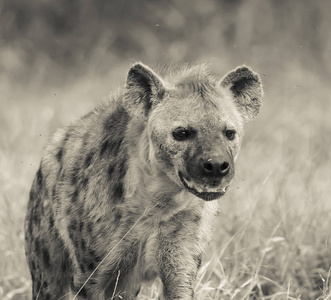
[179,147,235,201]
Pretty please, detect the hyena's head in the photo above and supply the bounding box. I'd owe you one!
[124,63,263,201]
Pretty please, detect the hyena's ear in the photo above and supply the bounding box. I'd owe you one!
[220,66,263,121]
[124,63,165,118]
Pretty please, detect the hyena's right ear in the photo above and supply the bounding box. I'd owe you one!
[124,63,166,119]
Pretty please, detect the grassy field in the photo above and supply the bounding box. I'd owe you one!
[1,60,330,300]
[1,1,331,299]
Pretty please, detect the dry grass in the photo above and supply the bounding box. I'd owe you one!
[0,61,330,300]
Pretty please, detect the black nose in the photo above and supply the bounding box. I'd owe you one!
[201,159,230,177]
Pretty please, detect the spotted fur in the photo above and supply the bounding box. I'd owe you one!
[24,62,263,300]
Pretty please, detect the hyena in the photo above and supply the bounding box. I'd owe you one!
[24,62,263,300]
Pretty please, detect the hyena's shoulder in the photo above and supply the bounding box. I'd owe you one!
[40,95,131,202]
[44,96,125,164]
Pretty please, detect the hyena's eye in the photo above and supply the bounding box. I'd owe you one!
[172,127,190,141]
[225,130,236,140]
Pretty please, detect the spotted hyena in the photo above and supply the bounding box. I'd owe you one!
[24,62,263,300]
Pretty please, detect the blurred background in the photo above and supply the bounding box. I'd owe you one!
[1,0,330,91]
[1,0,331,299]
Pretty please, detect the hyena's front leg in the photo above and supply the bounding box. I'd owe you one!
[156,212,203,300]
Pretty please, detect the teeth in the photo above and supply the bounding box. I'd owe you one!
[182,177,196,189]
[205,186,222,193]
[182,176,225,194]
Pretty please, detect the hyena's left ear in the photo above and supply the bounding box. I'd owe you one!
[220,66,263,121]
[124,63,166,119]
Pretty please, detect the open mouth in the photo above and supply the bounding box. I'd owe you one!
[178,172,225,201]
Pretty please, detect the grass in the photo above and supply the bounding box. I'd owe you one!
[0,62,330,300]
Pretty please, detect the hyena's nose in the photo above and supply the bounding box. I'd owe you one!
[200,159,230,177]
